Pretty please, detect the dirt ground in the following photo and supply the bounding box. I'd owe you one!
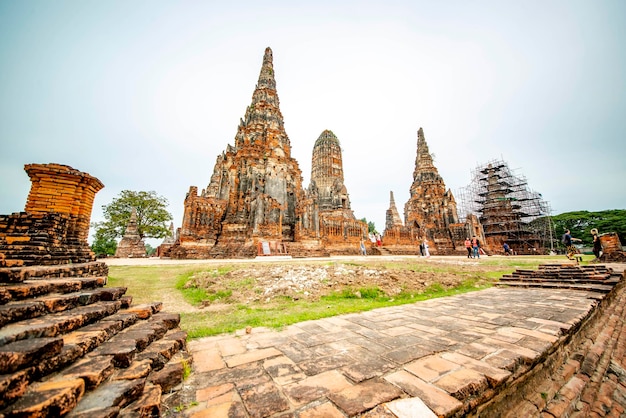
[182,258,496,307]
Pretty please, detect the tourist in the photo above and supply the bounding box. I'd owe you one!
[472,236,480,258]
[419,240,425,257]
[464,238,472,258]
[562,229,581,260]
[503,242,511,256]
[591,228,602,261]
[376,233,381,247]
[423,239,430,258]
[360,239,367,256]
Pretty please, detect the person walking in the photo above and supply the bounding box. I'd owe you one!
[562,229,581,260]
[591,228,602,261]
[464,238,472,258]
[471,236,480,259]
[423,239,430,258]
[359,239,367,256]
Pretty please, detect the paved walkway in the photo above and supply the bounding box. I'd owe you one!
[184,284,606,417]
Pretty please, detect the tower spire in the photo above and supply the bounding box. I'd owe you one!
[235,46,289,153]
[413,127,437,178]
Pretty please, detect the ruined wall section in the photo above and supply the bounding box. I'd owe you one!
[0,163,104,266]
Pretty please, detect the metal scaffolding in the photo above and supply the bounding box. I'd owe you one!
[457,159,553,254]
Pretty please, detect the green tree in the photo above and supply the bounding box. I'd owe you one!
[145,243,157,256]
[552,210,626,247]
[90,228,117,256]
[93,190,173,241]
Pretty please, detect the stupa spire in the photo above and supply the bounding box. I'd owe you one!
[235,46,289,154]
[385,191,404,230]
[256,47,277,91]
[413,127,440,181]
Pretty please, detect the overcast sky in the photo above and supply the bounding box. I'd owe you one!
[1,1,625,245]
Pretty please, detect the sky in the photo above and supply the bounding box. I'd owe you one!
[1,0,625,246]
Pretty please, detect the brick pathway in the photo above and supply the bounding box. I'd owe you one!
[184,283,610,417]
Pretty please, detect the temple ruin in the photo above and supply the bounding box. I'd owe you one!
[114,207,146,258]
[457,159,551,254]
[166,48,366,259]
[382,128,479,254]
[0,163,188,416]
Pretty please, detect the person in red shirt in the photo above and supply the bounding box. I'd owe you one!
[464,238,472,258]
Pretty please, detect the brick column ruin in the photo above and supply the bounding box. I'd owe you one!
[0,163,104,266]
[24,163,104,243]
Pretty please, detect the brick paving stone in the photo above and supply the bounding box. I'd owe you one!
[225,347,282,368]
[283,370,352,406]
[348,336,390,354]
[405,323,448,336]
[433,367,489,399]
[328,377,403,416]
[193,348,225,373]
[385,370,463,416]
[217,338,246,356]
[456,341,499,359]
[386,397,438,418]
[297,352,353,376]
[196,382,235,402]
[383,325,415,337]
[342,353,397,382]
[276,341,316,363]
[515,335,554,353]
[238,381,290,418]
[405,355,460,382]
[188,402,238,418]
[383,344,432,365]
[263,355,306,385]
[483,348,527,372]
[478,337,540,362]
[441,352,511,387]
[298,401,346,418]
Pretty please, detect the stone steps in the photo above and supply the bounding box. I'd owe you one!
[497,264,620,294]
[0,262,190,417]
[0,287,127,327]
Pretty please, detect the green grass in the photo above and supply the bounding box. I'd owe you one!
[180,276,493,338]
[108,255,575,339]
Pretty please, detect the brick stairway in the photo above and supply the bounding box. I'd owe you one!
[498,263,619,295]
[0,262,190,417]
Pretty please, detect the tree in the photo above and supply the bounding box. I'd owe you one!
[93,190,173,241]
[552,210,626,247]
[90,228,117,256]
[145,243,156,256]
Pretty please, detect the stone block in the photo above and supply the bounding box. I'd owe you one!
[2,378,85,417]
[0,336,63,374]
[327,377,403,416]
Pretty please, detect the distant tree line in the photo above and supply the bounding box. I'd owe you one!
[551,210,626,247]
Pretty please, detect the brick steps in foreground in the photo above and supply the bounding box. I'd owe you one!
[0,261,190,417]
